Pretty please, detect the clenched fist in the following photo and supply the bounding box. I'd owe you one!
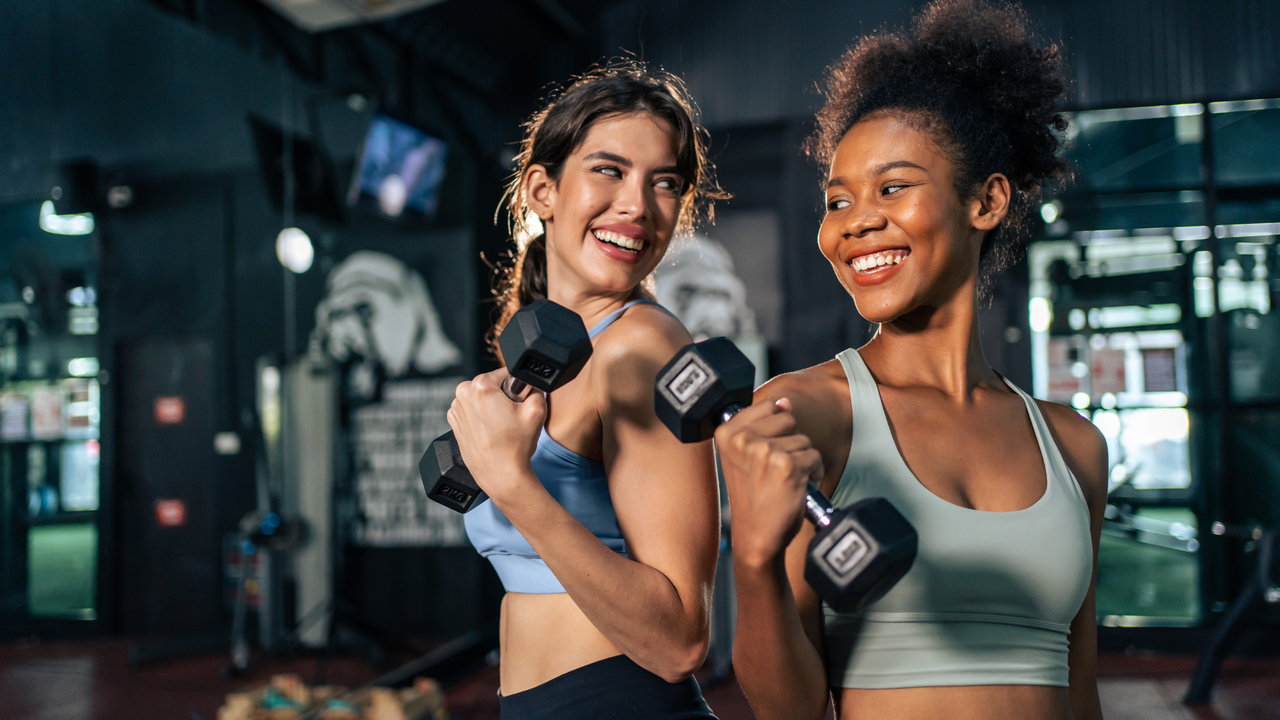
[446,367,547,505]
[715,397,825,569]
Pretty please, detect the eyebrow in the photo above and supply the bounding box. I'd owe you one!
[584,151,630,166]
[827,160,928,188]
[874,160,927,175]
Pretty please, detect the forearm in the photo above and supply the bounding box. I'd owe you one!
[495,471,709,680]
[732,555,830,720]
[1070,688,1104,720]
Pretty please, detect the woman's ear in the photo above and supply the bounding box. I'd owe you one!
[525,164,556,221]
[970,173,1011,232]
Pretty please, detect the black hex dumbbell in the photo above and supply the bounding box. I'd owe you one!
[420,299,592,513]
[654,338,918,613]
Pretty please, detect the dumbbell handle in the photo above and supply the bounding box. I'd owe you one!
[804,482,835,527]
[501,376,530,402]
[720,403,835,529]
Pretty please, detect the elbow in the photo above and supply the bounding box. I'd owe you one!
[654,635,710,684]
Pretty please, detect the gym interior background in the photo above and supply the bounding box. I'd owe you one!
[1,0,1279,718]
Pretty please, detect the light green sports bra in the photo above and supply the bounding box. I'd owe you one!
[823,349,1093,689]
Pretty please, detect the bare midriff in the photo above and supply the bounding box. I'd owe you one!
[498,592,622,696]
[836,684,1074,720]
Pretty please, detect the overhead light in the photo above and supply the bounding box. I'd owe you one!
[276,227,314,273]
[1040,201,1062,224]
[1029,297,1052,332]
[68,357,100,377]
[66,286,96,307]
[258,0,450,32]
[39,201,94,235]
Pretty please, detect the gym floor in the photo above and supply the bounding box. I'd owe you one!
[1,639,1278,720]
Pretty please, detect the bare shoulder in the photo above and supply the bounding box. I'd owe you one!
[755,360,852,492]
[591,303,692,369]
[754,360,847,407]
[590,303,693,410]
[1034,399,1108,508]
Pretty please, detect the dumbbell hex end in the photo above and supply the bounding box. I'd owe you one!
[804,497,917,614]
[655,337,755,443]
[498,299,592,392]
[420,430,488,513]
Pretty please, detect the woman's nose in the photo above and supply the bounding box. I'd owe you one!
[846,207,887,236]
[613,176,648,219]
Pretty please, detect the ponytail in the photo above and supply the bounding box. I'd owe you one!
[487,235,548,358]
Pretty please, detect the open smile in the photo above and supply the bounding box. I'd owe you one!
[850,248,909,275]
[592,229,648,253]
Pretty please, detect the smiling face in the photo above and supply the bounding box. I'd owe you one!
[819,113,1004,324]
[527,112,684,299]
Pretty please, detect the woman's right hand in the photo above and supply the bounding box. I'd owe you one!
[447,367,548,507]
[715,397,826,570]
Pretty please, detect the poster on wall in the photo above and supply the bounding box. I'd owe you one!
[310,251,467,547]
[31,385,62,439]
[0,392,28,441]
[349,378,465,546]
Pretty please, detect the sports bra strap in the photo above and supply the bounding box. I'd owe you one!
[999,377,1087,506]
[588,298,668,338]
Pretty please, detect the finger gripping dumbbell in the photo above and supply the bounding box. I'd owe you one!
[420,299,592,513]
[654,338,918,613]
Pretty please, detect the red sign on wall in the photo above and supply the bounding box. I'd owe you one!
[154,498,187,527]
[1090,349,1127,395]
[154,396,186,425]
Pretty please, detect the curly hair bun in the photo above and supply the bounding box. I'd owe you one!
[809,0,1071,291]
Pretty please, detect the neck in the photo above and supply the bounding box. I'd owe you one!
[860,276,1000,400]
[543,238,641,331]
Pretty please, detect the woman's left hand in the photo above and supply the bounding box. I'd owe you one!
[446,368,547,504]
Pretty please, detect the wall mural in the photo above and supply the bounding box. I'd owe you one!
[309,251,466,547]
[654,234,768,386]
[653,234,758,340]
[311,251,461,397]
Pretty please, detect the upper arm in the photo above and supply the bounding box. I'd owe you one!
[595,310,720,610]
[1038,401,1108,718]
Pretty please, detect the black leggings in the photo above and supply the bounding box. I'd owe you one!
[498,655,718,719]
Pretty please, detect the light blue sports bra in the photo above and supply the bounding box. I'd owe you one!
[464,299,660,594]
[823,348,1094,689]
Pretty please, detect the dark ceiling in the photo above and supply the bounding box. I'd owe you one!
[145,0,620,161]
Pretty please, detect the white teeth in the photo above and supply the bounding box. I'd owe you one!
[593,230,646,252]
[850,250,908,274]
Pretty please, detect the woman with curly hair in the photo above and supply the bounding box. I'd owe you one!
[446,61,724,718]
[716,2,1106,719]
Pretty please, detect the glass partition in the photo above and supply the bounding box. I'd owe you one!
[0,202,101,621]
[1029,225,1200,626]
[1064,105,1204,192]
[1035,98,1280,629]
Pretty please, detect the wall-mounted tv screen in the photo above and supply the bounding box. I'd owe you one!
[349,115,448,219]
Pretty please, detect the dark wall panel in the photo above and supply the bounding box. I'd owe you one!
[0,0,317,205]
[117,338,219,635]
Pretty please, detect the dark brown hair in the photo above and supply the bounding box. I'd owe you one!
[488,60,724,354]
[807,0,1071,297]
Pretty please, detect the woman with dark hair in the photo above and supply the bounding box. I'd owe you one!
[717,2,1106,719]
[445,61,724,718]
